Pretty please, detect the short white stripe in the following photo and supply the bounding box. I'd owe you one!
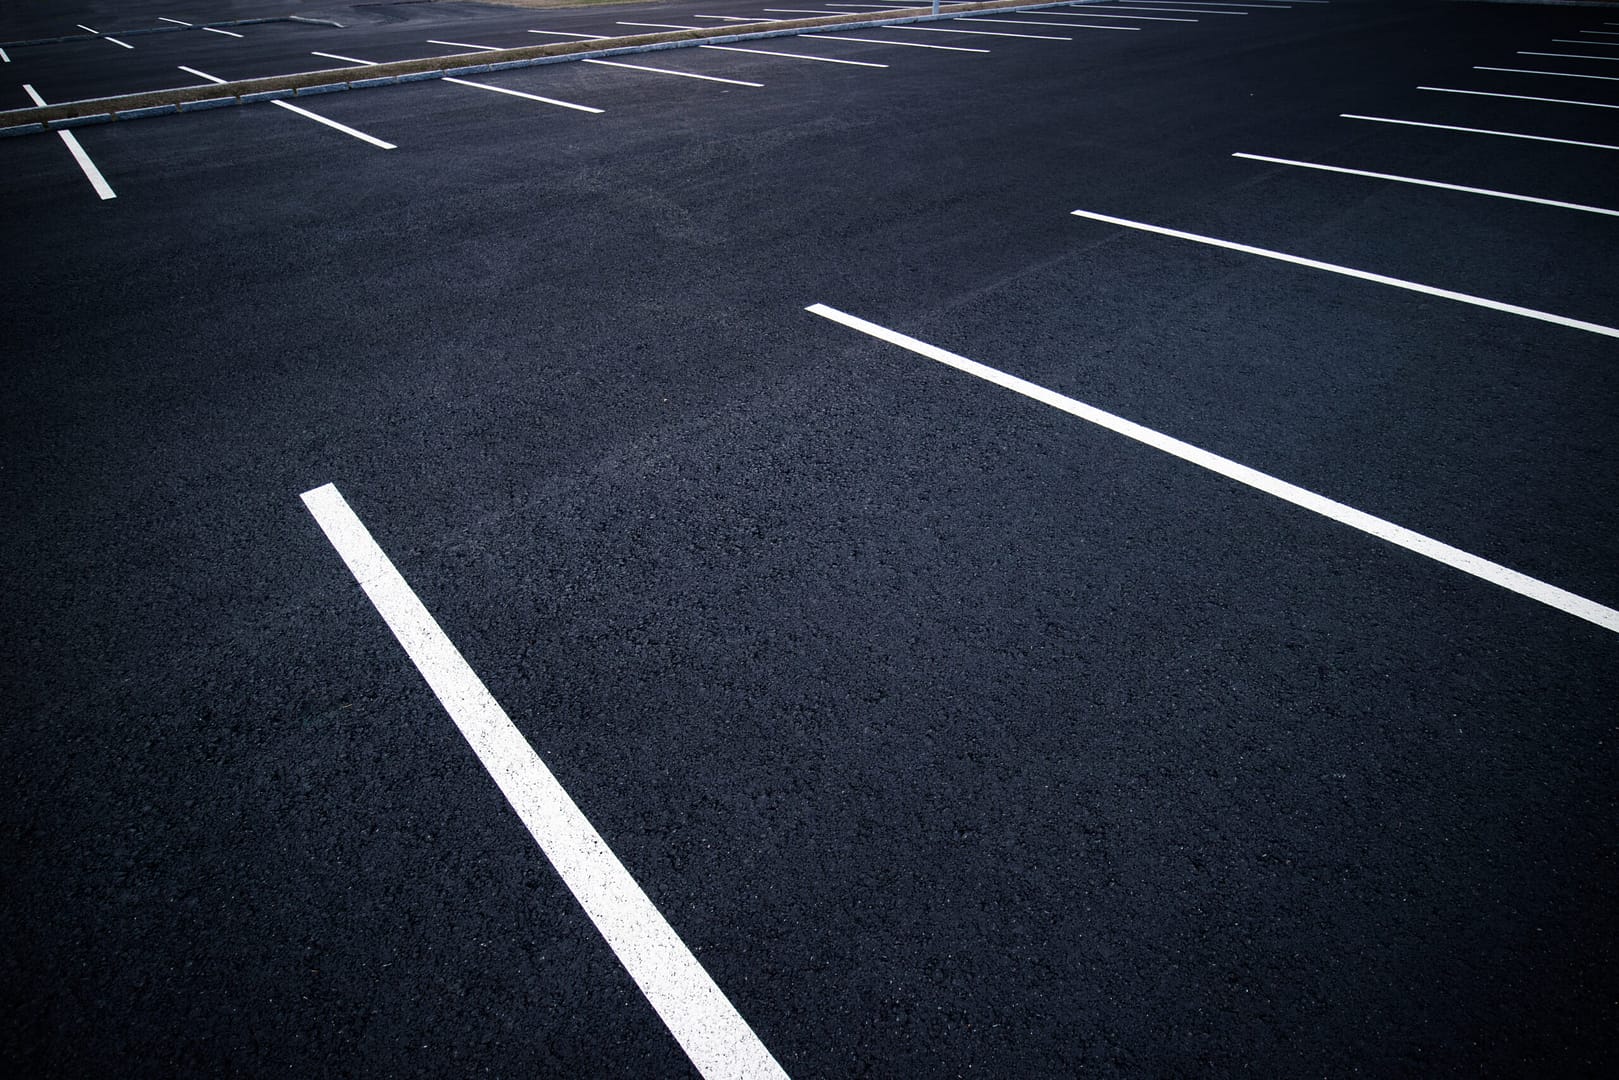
[1418,85,1619,110]
[617,22,705,30]
[1475,65,1619,82]
[1093,5,1245,13]
[442,75,605,112]
[699,44,888,66]
[428,39,499,51]
[761,8,867,13]
[582,58,764,86]
[1342,111,1619,151]
[312,51,377,66]
[1121,1,1289,7]
[0,47,9,62]
[806,305,1619,635]
[299,483,790,1080]
[178,65,227,83]
[690,15,765,20]
[1518,50,1619,61]
[105,36,133,49]
[76,24,98,33]
[527,29,611,38]
[158,17,193,26]
[890,26,1076,39]
[202,26,244,38]
[22,84,115,200]
[1069,207,1619,338]
[270,100,397,149]
[816,33,989,51]
[1232,152,1619,217]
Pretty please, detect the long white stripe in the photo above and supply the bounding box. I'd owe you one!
[966,18,1139,28]
[1092,5,1246,13]
[1068,207,1619,339]
[1232,152,1619,217]
[1578,30,1619,35]
[582,58,764,86]
[1551,39,1619,46]
[105,36,133,49]
[270,100,397,149]
[617,22,706,30]
[816,33,989,50]
[1419,85,1619,110]
[1342,111,1619,151]
[157,17,193,26]
[691,15,767,20]
[1475,65,1619,82]
[202,26,244,38]
[76,24,98,33]
[527,29,611,38]
[428,39,499,50]
[312,51,377,65]
[22,85,115,200]
[1028,11,1199,21]
[890,26,1075,39]
[299,484,791,1080]
[699,44,888,66]
[442,76,605,112]
[806,305,1619,635]
[1121,1,1289,7]
[1519,50,1619,61]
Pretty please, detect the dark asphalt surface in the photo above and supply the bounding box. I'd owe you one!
[4,0,1618,1076]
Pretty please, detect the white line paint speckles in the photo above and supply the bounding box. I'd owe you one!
[805,305,1619,635]
[299,483,791,1080]
[1067,207,1619,339]
[22,83,115,199]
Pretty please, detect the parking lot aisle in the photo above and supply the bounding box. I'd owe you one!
[1339,111,1619,151]
[180,65,396,149]
[806,304,1619,634]
[1068,208,1619,339]
[18,83,114,199]
[301,484,788,1080]
[1229,152,1619,217]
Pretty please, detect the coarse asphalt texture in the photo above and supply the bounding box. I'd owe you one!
[3,0,1617,1076]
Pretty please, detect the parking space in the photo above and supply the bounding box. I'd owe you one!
[5,1,1617,1077]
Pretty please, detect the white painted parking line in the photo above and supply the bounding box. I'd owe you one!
[966,18,1140,29]
[527,30,610,39]
[21,83,115,200]
[582,58,764,87]
[816,34,988,51]
[806,305,1619,636]
[106,36,134,49]
[1092,5,1245,14]
[1121,1,1289,7]
[618,22,706,30]
[312,51,377,66]
[76,24,98,33]
[1519,51,1619,62]
[441,76,606,112]
[1551,39,1619,47]
[299,483,791,1080]
[700,44,889,66]
[157,17,192,26]
[1233,152,1619,218]
[1341,112,1619,151]
[202,26,244,39]
[1029,11,1199,21]
[0,48,9,63]
[183,64,398,149]
[428,39,500,51]
[1475,65,1619,82]
[1068,207,1619,339]
[891,26,1076,39]
[1578,30,1619,36]
[1419,85,1619,111]
[762,8,872,13]
[691,16,763,22]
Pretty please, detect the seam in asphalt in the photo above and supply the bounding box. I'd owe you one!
[0,2,1107,136]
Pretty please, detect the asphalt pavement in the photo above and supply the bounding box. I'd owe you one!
[3,0,1617,1076]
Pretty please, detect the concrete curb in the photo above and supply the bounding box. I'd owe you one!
[0,3,1105,137]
